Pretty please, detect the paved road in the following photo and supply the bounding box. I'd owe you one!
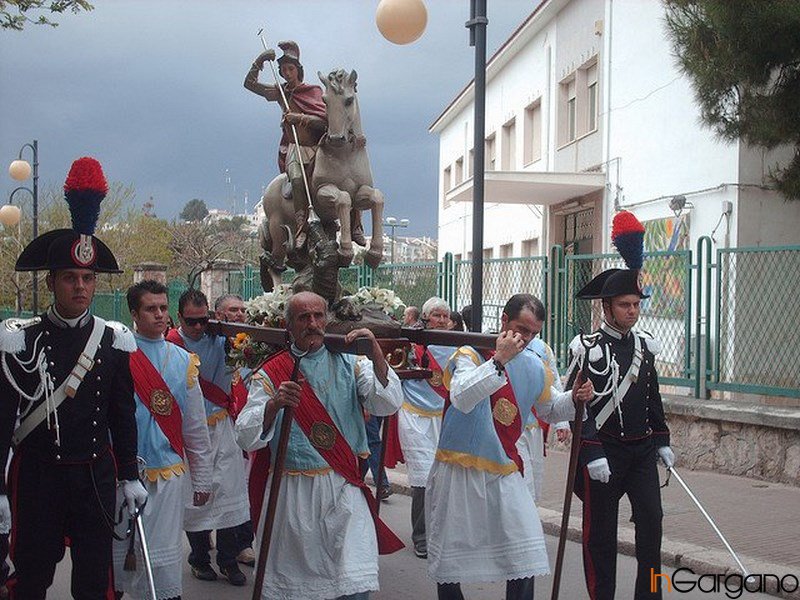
[46,491,773,599]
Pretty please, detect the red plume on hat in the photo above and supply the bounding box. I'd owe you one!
[64,156,108,236]
[14,156,121,273]
[611,210,645,270]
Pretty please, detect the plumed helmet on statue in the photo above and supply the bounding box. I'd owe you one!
[15,156,122,273]
[575,210,649,300]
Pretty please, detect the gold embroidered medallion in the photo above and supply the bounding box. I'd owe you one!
[492,397,517,427]
[151,389,174,416]
[428,370,443,387]
[309,422,337,451]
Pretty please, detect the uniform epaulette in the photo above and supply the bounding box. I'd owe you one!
[106,321,137,352]
[568,333,603,362]
[0,316,41,354]
[636,330,661,355]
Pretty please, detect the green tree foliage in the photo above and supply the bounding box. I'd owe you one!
[665,0,800,200]
[0,0,93,30]
[179,198,209,222]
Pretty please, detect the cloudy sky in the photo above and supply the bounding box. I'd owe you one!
[1,0,537,237]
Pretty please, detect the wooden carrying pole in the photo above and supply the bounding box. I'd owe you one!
[550,338,591,600]
[251,353,303,600]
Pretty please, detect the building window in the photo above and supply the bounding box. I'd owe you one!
[442,165,451,208]
[454,253,462,262]
[485,134,496,171]
[521,238,539,257]
[468,148,474,178]
[501,118,516,170]
[455,156,464,184]
[500,243,513,258]
[559,57,599,146]
[483,248,494,260]
[567,79,577,143]
[523,100,542,165]
[587,63,598,132]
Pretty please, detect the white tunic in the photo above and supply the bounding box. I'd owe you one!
[236,350,403,600]
[113,344,212,600]
[183,413,250,531]
[426,353,576,585]
[397,408,441,487]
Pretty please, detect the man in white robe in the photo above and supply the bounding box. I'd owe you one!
[426,294,593,600]
[236,291,403,600]
[113,280,213,600]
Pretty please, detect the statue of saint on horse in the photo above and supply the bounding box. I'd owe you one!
[245,41,385,302]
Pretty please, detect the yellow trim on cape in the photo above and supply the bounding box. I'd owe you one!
[187,353,201,389]
[435,448,518,476]
[525,420,540,431]
[442,346,482,390]
[402,402,443,418]
[207,408,229,426]
[537,357,555,404]
[284,466,333,477]
[144,462,186,482]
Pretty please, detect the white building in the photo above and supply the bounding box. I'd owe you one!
[431,0,800,261]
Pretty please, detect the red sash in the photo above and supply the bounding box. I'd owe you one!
[230,372,249,418]
[383,414,404,468]
[129,349,184,457]
[442,349,524,474]
[414,344,449,401]
[248,447,271,527]
[166,329,236,417]
[264,351,404,555]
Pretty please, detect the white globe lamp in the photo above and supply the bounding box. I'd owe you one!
[376,0,428,45]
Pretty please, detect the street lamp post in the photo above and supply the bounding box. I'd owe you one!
[6,140,39,312]
[376,1,487,331]
[383,216,409,265]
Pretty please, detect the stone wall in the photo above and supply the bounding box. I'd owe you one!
[664,396,800,486]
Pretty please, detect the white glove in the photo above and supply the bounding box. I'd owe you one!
[121,480,148,515]
[586,458,611,483]
[657,446,675,468]
[0,495,10,534]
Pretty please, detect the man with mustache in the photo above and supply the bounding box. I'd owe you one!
[236,291,404,599]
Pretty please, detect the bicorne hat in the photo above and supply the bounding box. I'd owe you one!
[575,211,649,300]
[15,157,121,273]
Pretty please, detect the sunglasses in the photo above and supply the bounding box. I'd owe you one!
[183,316,209,327]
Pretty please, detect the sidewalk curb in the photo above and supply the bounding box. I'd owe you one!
[381,474,800,600]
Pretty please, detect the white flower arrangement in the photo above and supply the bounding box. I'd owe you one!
[344,286,405,316]
[244,284,293,327]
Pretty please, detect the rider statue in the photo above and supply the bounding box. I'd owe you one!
[245,41,327,251]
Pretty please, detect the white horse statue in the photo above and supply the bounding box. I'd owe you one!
[258,68,385,300]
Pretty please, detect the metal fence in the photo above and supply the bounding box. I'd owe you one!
[4,242,798,399]
[711,244,800,396]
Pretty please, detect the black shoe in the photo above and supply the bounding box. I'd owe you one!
[414,546,428,559]
[191,564,218,581]
[220,564,247,586]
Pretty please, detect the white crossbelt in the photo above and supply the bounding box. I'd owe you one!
[12,316,106,446]
[594,333,642,431]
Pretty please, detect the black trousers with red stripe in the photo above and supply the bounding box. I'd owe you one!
[574,437,663,600]
[7,449,116,600]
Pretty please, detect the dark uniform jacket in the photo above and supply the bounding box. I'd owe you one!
[568,322,670,467]
[0,312,139,494]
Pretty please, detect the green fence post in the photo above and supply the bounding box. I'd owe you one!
[695,236,712,399]
[549,245,564,368]
[440,252,454,308]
